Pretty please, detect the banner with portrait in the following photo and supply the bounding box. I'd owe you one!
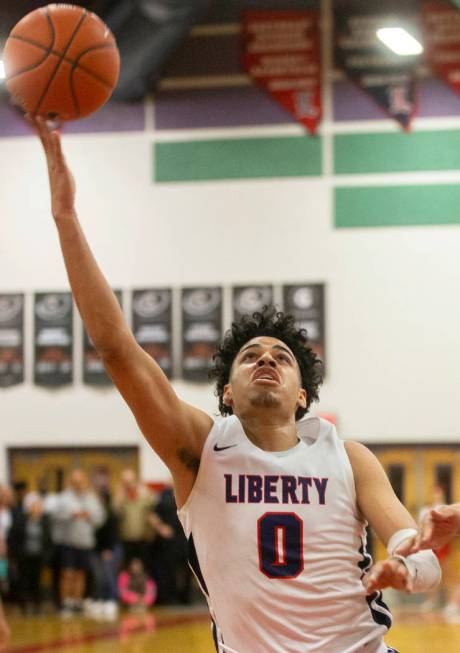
[181,287,222,382]
[422,1,460,96]
[34,292,73,386]
[83,290,122,386]
[335,7,419,129]
[132,288,173,378]
[232,285,274,322]
[242,10,322,134]
[0,293,24,387]
[283,284,325,369]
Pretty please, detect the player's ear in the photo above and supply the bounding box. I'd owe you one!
[298,388,307,410]
[223,383,233,408]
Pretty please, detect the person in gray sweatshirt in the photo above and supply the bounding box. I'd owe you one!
[58,469,105,616]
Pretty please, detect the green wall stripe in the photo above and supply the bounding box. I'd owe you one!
[154,136,322,182]
[334,130,460,174]
[335,185,460,228]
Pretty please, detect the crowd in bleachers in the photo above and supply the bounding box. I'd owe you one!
[0,469,193,620]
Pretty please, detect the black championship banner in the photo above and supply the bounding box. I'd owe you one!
[283,284,325,368]
[242,10,322,134]
[34,292,73,386]
[132,289,172,378]
[83,290,122,386]
[181,287,222,382]
[0,293,24,387]
[232,285,274,322]
[335,5,420,129]
[422,1,460,96]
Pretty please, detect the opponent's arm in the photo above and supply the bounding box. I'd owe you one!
[395,503,460,556]
[345,441,440,593]
[32,117,213,506]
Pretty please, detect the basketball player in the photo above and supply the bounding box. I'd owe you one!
[29,115,441,653]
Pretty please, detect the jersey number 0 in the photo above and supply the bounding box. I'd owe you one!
[258,512,304,579]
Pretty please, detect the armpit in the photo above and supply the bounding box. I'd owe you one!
[177,446,200,473]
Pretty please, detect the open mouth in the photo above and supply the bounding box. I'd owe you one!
[251,370,280,385]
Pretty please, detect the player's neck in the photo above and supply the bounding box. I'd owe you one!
[240,417,299,452]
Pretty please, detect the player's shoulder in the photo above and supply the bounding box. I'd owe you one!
[297,415,336,444]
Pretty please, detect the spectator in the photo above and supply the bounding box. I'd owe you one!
[58,469,105,617]
[6,483,25,603]
[113,469,154,566]
[36,478,66,610]
[148,485,192,605]
[0,486,12,597]
[8,497,52,615]
[87,490,121,620]
[118,557,156,612]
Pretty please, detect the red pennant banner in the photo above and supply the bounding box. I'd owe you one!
[422,1,460,95]
[242,10,322,135]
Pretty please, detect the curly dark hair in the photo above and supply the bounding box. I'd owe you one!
[209,306,323,421]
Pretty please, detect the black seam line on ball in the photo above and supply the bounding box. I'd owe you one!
[6,8,55,81]
[8,35,115,89]
[69,43,118,118]
[34,7,89,115]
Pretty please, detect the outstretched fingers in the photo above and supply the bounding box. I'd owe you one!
[364,558,411,594]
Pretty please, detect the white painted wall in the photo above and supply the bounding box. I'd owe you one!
[1,121,460,483]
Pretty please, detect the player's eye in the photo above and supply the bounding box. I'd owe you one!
[277,353,290,362]
[242,351,256,361]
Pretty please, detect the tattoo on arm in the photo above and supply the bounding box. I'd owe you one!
[177,447,200,473]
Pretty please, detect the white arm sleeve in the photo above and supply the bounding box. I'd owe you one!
[387,528,441,593]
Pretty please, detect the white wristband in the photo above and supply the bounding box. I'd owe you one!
[387,528,417,555]
[387,528,441,593]
[390,551,441,593]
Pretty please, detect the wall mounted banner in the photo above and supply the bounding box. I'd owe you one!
[34,292,73,386]
[422,1,460,95]
[181,287,222,382]
[0,294,24,387]
[242,10,322,134]
[232,285,274,322]
[335,10,419,129]
[83,290,122,386]
[132,289,173,378]
[283,284,325,368]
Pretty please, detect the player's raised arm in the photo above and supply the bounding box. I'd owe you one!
[31,116,213,505]
[345,441,441,594]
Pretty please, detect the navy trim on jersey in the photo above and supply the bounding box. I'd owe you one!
[358,539,372,578]
[366,590,392,629]
[187,533,209,596]
[211,620,219,652]
[358,538,393,630]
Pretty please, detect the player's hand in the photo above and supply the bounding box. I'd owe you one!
[395,505,460,556]
[363,557,412,594]
[27,114,76,220]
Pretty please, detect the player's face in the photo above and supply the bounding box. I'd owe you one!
[223,336,307,420]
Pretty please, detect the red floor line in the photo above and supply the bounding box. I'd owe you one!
[7,612,211,653]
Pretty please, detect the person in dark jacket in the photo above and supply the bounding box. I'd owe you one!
[8,497,52,614]
[87,490,121,620]
[148,486,192,605]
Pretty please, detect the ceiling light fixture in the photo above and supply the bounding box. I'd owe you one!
[376,27,424,56]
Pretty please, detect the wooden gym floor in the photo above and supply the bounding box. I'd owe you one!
[3,603,460,653]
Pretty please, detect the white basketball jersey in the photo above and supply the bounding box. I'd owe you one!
[178,415,394,653]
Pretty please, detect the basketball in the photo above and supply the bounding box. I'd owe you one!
[3,3,120,121]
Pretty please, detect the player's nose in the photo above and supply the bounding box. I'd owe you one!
[257,351,277,367]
